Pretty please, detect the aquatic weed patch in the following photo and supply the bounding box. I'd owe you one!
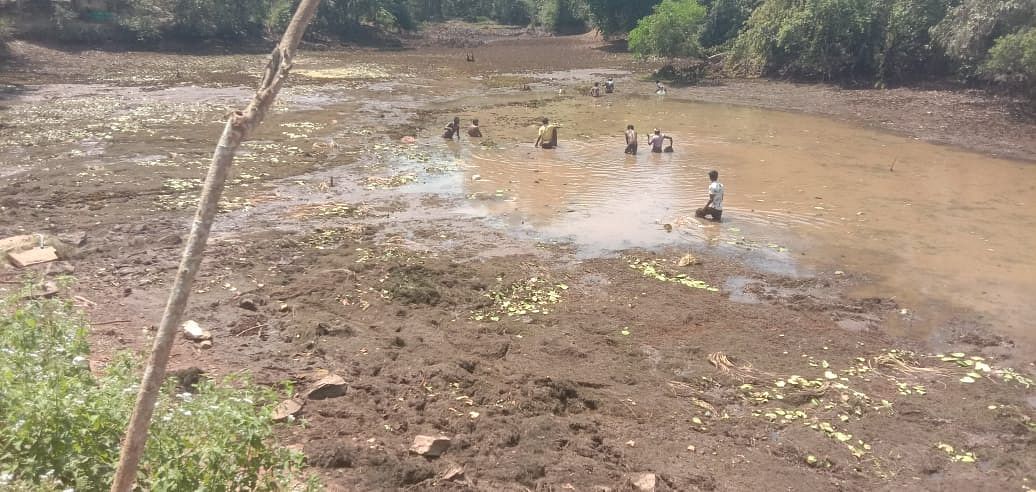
[697,348,1035,476]
[471,276,568,322]
[626,256,719,292]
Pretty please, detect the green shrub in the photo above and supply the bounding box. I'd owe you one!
[875,0,952,83]
[731,0,879,80]
[169,0,270,39]
[628,0,707,59]
[984,27,1036,96]
[0,293,312,491]
[536,0,589,34]
[585,0,661,37]
[698,0,761,49]
[932,0,1036,71]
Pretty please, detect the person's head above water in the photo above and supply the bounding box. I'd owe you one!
[594,82,600,87]
[542,117,549,125]
[654,129,661,135]
[453,116,460,124]
[709,170,719,182]
[627,124,634,130]
[472,118,479,126]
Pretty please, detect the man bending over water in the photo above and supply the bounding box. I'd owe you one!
[649,129,673,153]
[535,118,558,149]
[443,117,461,140]
[695,170,724,222]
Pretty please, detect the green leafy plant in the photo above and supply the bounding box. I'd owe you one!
[983,27,1036,96]
[0,292,314,491]
[628,0,708,59]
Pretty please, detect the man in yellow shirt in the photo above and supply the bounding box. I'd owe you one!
[534,118,558,149]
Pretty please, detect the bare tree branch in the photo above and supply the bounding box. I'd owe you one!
[109,1,322,490]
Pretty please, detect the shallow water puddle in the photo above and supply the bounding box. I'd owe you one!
[420,94,1036,349]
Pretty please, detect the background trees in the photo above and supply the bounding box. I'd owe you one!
[1,0,1033,96]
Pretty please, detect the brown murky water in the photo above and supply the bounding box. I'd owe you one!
[3,52,1033,352]
[420,93,1036,349]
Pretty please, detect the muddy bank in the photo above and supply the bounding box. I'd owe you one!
[1,30,1034,491]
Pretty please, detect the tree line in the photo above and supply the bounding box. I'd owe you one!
[1,0,1033,97]
[0,0,590,44]
[626,0,1036,97]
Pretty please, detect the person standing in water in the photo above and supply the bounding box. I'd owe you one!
[535,117,558,149]
[467,118,482,137]
[443,117,461,140]
[655,81,667,95]
[624,125,638,155]
[590,82,602,97]
[695,170,724,222]
[605,77,615,94]
[648,129,673,153]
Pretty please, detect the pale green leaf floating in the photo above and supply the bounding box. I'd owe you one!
[958,455,976,463]
[620,329,631,336]
[959,376,976,383]
[833,432,852,442]
[950,352,966,358]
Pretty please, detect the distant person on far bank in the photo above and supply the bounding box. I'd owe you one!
[655,81,667,95]
[535,117,558,149]
[468,119,482,138]
[624,124,638,155]
[605,77,615,93]
[443,117,461,140]
[695,170,724,222]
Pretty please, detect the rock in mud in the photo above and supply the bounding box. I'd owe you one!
[409,435,451,457]
[305,374,348,400]
[158,234,182,246]
[238,296,260,311]
[631,473,657,491]
[182,320,212,342]
[199,340,213,349]
[272,399,304,422]
[677,254,701,267]
[441,464,464,481]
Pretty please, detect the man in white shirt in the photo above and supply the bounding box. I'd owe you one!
[695,170,724,221]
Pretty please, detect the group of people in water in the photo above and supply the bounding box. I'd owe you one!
[439,77,725,221]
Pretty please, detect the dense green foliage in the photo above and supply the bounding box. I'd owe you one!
[0,293,310,491]
[984,27,1036,96]
[628,0,707,59]
[720,0,1036,90]
[584,0,660,36]
[2,0,1035,95]
[731,0,883,80]
[698,0,760,48]
[2,0,591,42]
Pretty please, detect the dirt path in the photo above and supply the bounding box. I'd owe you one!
[1,32,1033,491]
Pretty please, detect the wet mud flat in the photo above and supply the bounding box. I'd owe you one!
[1,33,1035,491]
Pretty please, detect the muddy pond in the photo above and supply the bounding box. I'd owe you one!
[390,90,1036,352]
[2,50,1034,355]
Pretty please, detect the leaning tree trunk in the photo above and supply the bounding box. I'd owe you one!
[109,1,322,490]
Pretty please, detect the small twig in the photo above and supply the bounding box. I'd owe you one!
[93,320,131,326]
[234,323,267,337]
